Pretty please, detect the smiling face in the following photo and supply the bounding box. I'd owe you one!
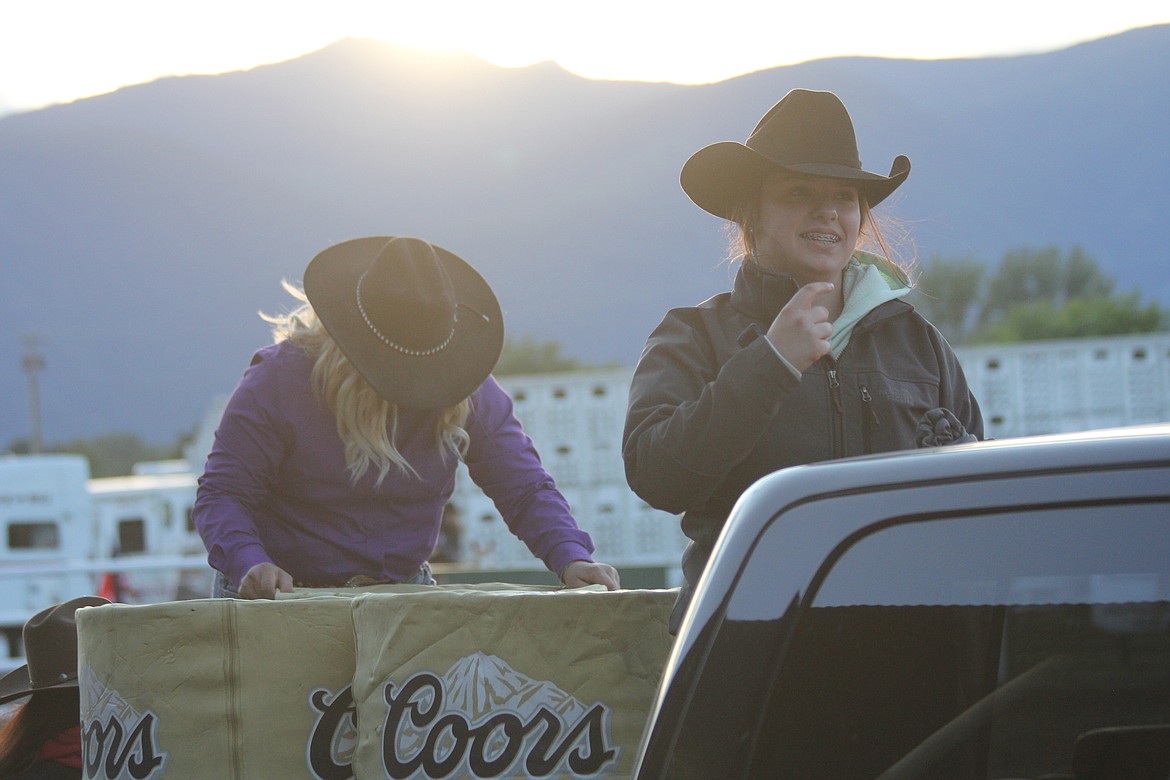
[752,172,862,285]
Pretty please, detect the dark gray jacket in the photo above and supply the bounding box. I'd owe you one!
[623,259,983,627]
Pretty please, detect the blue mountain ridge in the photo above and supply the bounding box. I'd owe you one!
[1,25,1167,444]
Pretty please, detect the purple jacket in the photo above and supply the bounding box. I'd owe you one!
[194,341,594,587]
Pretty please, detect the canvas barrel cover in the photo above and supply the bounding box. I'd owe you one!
[76,597,359,779]
[350,587,675,779]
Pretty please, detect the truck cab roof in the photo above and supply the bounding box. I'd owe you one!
[636,424,1170,779]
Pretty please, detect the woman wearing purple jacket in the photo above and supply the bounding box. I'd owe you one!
[194,236,619,599]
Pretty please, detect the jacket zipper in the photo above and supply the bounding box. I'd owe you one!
[860,384,880,453]
[827,364,844,458]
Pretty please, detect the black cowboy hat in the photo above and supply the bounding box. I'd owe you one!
[303,236,504,409]
[0,596,110,705]
[681,88,911,220]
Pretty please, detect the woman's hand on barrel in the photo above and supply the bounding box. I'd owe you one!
[239,562,295,599]
[561,560,621,591]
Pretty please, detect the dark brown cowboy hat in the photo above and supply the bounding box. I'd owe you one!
[303,236,504,409]
[0,596,110,705]
[681,88,911,220]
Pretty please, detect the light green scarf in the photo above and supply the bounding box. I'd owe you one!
[829,251,913,359]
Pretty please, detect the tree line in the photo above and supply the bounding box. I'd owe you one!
[4,337,616,476]
[9,246,1166,474]
[908,245,1167,345]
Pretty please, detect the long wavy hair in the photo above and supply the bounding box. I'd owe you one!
[263,282,471,485]
[0,689,80,776]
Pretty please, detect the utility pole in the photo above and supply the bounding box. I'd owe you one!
[22,336,45,453]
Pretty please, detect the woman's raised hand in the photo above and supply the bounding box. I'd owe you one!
[766,281,837,372]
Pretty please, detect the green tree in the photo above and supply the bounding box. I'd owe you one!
[967,293,1167,343]
[909,255,986,344]
[7,433,181,477]
[913,245,1166,344]
[976,246,1114,328]
[494,336,613,376]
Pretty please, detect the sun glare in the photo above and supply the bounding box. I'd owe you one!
[355,3,558,68]
[1,0,1168,112]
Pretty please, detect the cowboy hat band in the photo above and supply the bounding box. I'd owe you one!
[680,88,911,221]
[304,236,504,409]
[0,596,110,705]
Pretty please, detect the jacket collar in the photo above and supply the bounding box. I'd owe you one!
[729,259,800,321]
[729,256,914,346]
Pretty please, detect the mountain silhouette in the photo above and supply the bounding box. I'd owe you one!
[1,25,1167,445]
[443,651,587,720]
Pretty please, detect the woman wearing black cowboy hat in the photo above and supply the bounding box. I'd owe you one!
[0,596,109,779]
[623,89,982,631]
[194,236,619,599]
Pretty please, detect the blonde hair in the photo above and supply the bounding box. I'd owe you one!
[262,281,470,485]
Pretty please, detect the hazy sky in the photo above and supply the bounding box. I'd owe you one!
[2,1,1168,112]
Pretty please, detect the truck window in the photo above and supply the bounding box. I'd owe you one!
[750,503,1170,780]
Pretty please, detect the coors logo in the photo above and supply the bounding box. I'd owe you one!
[79,669,168,780]
[305,652,618,779]
[379,651,617,779]
[307,685,358,779]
